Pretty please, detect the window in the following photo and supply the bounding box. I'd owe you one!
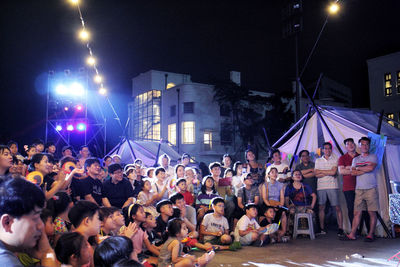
[220,123,232,145]
[132,90,161,141]
[384,73,392,96]
[166,83,175,90]
[170,105,176,117]
[183,102,194,113]
[220,104,231,117]
[387,113,394,126]
[168,123,176,146]
[204,132,212,151]
[397,71,400,94]
[182,121,195,144]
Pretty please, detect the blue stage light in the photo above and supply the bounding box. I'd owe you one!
[56,125,62,131]
[76,123,86,131]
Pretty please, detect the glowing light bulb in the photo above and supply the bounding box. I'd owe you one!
[94,75,103,83]
[87,56,96,66]
[79,29,90,41]
[99,87,107,95]
[69,0,79,4]
[328,3,339,14]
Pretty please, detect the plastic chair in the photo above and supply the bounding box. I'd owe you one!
[293,212,315,240]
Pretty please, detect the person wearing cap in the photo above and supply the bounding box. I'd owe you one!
[154,200,174,245]
[111,154,121,165]
[102,163,135,209]
[237,174,260,210]
[234,203,269,246]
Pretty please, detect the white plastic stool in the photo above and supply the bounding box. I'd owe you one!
[293,212,315,240]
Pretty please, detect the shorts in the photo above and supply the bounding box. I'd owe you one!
[239,232,255,246]
[318,189,339,206]
[205,236,223,245]
[354,188,379,211]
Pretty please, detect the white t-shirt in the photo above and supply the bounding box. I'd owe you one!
[234,215,260,239]
[315,154,338,190]
[201,213,229,241]
[270,162,291,182]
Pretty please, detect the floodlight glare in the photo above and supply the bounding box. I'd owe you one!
[70,82,84,96]
[64,107,69,111]
[76,123,87,131]
[66,125,74,131]
[76,104,83,111]
[55,125,63,131]
[99,87,107,95]
[56,84,68,95]
[94,75,103,83]
[87,56,96,66]
[328,2,339,14]
[69,0,79,4]
[79,29,90,41]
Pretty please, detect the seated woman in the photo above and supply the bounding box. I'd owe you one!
[260,166,287,239]
[284,169,317,234]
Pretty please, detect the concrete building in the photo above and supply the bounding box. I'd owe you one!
[367,51,400,127]
[128,70,241,163]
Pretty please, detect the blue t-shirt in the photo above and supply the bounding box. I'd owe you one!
[285,183,313,206]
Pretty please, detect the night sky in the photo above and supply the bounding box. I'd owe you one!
[1,0,400,149]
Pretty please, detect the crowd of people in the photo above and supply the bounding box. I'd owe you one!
[0,136,379,266]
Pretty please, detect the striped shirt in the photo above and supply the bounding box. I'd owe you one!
[315,154,338,190]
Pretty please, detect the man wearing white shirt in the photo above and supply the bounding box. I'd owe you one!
[315,142,344,236]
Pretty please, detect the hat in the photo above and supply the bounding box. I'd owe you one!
[242,173,253,182]
[62,145,73,153]
[108,163,122,174]
[244,203,258,210]
[181,153,190,159]
[156,199,173,213]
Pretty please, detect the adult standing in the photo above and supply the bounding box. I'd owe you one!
[343,137,378,242]
[315,142,344,236]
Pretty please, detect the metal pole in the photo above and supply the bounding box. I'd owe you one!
[176,88,181,153]
[295,34,300,122]
[298,78,344,155]
[45,72,50,143]
[154,139,163,167]
[289,106,312,170]
[272,112,309,148]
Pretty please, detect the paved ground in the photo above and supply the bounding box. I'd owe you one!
[193,232,400,267]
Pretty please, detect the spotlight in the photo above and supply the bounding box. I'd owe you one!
[76,105,83,111]
[56,84,68,95]
[69,0,79,4]
[64,107,69,111]
[328,2,339,14]
[79,29,90,41]
[87,56,96,66]
[56,125,63,131]
[70,82,84,96]
[66,125,74,131]
[99,87,107,95]
[94,75,103,83]
[76,123,87,131]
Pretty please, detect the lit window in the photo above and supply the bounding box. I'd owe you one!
[387,113,394,126]
[397,71,400,94]
[182,121,195,144]
[204,132,212,151]
[183,102,194,113]
[166,83,176,90]
[384,73,392,96]
[168,124,176,146]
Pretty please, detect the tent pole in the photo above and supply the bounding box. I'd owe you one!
[272,112,309,148]
[123,118,137,161]
[153,139,163,167]
[289,74,323,169]
[299,77,344,155]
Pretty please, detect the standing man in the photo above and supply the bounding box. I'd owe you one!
[343,137,378,242]
[315,142,344,236]
[270,149,291,183]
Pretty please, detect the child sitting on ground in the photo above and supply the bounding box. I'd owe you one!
[158,218,215,267]
[259,206,286,244]
[47,191,73,235]
[200,197,241,251]
[175,178,195,206]
[143,212,162,257]
[154,199,174,245]
[40,209,56,247]
[235,203,269,247]
[55,232,91,267]
[196,176,219,223]
[98,207,119,239]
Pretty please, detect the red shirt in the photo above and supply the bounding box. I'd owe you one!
[181,190,194,206]
[338,152,359,191]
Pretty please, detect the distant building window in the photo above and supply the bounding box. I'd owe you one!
[166,83,176,90]
[387,113,394,126]
[397,71,400,94]
[182,121,195,144]
[384,73,392,96]
[220,123,232,145]
[168,123,176,146]
[183,102,194,114]
[204,132,212,151]
[220,104,231,117]
[170,105,176,117]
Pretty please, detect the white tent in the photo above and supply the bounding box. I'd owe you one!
[273,105,400,236]
[107,139,182,167]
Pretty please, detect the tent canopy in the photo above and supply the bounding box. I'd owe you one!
[107,139,181,166]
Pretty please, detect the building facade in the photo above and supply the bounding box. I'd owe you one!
[367,51,400,127]
[128,70,238,163]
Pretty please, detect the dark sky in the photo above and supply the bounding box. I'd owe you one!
[1,0,400,148]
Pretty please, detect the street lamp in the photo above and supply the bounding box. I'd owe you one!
[328,3,340,14]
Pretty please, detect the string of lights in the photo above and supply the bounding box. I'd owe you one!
[69,0,107,95]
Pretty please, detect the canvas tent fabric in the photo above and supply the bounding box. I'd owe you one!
[273,105,400,236]
[107,139,181,167]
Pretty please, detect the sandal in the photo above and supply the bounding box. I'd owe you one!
[340,234,356,241]
[364,236,374,242]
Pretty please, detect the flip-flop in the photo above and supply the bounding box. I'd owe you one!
[364,236,374,242]
[340,234,356,241]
